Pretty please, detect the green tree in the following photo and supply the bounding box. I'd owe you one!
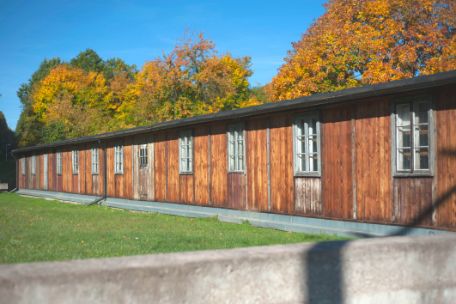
[70,49,104,73]
[16,58,62,147]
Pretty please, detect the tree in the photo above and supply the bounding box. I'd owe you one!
[70,49,104,73]
[31,64,112,142]
[119,34,257,126]
[270,0,456,100]
[0,111,16,160]
[16,58,62,146]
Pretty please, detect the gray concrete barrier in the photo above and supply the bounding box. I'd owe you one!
[1,235,456,304]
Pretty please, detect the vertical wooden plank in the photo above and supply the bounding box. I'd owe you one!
[435,85,456,228]
[194,125,209,205]
[354,98,392,222]
[270,113,294,214]
[107,143,115,197]
[210,122,227,207]
[154,132,167,201]
[294,177,322,215]
[124,137,133,199]
[167,130,179,202]
[393,178,433,226]
[321,105,353,219]
[246,117,268,211]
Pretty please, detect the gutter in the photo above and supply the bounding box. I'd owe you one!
[11,70,456,157]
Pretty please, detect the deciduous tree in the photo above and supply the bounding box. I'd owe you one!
[271,0,456,100]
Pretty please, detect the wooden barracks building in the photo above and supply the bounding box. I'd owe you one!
[12,71,456,231]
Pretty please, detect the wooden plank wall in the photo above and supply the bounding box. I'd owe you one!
[154,132,167,201]
[210,122,228,207]
[322,105,353,219]
[435,85,456,228]
[194,125,210,205]
[246,117,269,211]
[354,98,392,222]
[15,85,456,230]
[269,113,294,214]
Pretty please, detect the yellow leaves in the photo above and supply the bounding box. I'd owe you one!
[271,0,456,100]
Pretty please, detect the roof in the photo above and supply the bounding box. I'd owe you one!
[12,70,456,156]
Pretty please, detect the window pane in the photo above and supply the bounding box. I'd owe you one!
[417,125,429,147]
[396,104,411,126]
[415,148,429,170]
[310,154,318,172]
[308,119,317,135]
[397,127,411,148]
[398,149,412,171]
[416,102,430,124]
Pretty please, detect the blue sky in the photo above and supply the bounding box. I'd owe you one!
[0,0,327,129]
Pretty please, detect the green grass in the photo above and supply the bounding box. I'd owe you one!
[0,193,346,264]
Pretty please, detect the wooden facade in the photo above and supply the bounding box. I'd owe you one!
[14,73,456,231]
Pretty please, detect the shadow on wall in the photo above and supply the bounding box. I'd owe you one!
[303,148,456,303]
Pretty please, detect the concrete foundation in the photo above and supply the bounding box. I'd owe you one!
[17,189,454,237]
[1,235,456,304]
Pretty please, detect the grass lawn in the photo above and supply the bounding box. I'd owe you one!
[0,193,346,264]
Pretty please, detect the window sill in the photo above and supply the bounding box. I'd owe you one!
[393,172,433,178]
[179,172,193,175]
[114,172,124,175]
[294,172,321,177]
[228,171,245,174]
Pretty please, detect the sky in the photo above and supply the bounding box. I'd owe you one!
[0,0,327,130]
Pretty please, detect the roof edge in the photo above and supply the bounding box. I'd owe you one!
[12,70,456,155]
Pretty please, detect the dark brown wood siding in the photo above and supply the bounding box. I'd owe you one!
[246,118,269,211]
[270,113,294,214]
[435,85,456,228]
[14,84,456,231]
[322,105,353,219]
[354,98,392,222]
[210,122,227,207]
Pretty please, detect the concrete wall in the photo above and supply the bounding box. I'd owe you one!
[1,235,456,304]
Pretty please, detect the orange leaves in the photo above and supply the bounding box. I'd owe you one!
[271,0,456,100]
[122,34,254,126]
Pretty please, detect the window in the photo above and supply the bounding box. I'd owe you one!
[179,131,193,173]
[114,145,123,174]
[21,158,25,175]
[56,152,62,175]
[91,148,99,175]
[293,113,321,175]
[31,156,36,175]
[72,150,79,174]
[139,144,148,168]
[227,123,245,172]
[394,99,432,174]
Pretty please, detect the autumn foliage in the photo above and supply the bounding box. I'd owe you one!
[271,0,456,100]
[17,35,259,146]
[16,1,456,146]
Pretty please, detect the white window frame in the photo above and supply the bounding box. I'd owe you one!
[139,144,148,168]
[179,130,193,174]
[293,112,321,176]
[21,158,26,175]
[393,98,434,176]
[227,123,245,173]
[72,150,79,174]
[114,145,124,174]
[91,147,99,175]
[56,152,62,176]
[31,155,36,175]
